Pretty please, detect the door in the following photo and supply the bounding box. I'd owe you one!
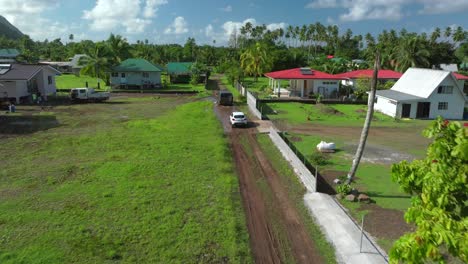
[401,103,411,118]
[303,80,307,97]
[416,102,430,118]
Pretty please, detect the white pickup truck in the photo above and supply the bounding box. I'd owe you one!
[70,88,110,102]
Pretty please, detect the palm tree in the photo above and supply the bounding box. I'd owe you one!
[240,42,271,82]
[444,27,452,40]
[346,53,380,184]
[392,36,430,72]
[107,34,131,64]
[430,27,441,43]
[453,26,467,45]
[79,42,113,84]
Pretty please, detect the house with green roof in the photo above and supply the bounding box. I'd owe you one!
[110,58,163,89]
[0,49,20,63]
[167,62,193,83]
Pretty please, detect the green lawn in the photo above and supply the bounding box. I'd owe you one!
[265,102,428,127]
[284,133,411,211]
[55,74,108,90]
[0,98,252,263]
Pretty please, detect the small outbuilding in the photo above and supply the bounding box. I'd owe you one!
[374,68,468,119]
[334,69,402,88]
[167,62,193,83]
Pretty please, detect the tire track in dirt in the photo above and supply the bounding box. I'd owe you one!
[212,77,323,263]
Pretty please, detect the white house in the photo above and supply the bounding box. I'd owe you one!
[0,64,60,103]
[264,67,342,98]
[374,68,467,119]
[110,58,163,89]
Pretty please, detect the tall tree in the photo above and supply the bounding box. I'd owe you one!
[107,34,131,63]
[79,42,112,84]
[390,118,468,264]
[240,42,272,81]
[392,36,430,72]
[346,53,380,184]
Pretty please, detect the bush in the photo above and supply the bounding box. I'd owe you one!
[336,184,352,195]
[308,151,329,166]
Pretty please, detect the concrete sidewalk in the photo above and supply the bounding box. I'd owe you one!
[305,192,388,264]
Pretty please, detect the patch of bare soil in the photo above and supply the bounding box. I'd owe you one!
[317,104,344,116]
[359,203,414,240]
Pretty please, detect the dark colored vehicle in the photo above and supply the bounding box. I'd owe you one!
[218,90,233,105]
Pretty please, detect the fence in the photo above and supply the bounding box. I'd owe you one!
[269,127,317,192]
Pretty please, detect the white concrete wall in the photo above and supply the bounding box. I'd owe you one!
[41,68,57,97]
[268,127,316,192]
[374,96,397,117]
[426,77,465,119]
[246,90,262,119]
[312,80,339,98]
[110,71,161,86]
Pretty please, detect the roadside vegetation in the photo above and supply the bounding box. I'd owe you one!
[0,98,252,263]
[256,134,337,264]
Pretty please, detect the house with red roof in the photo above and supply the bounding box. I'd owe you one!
[334,69,403,88]
[264,67,343,98]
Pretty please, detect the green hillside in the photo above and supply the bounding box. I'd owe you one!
[0,15,23,40]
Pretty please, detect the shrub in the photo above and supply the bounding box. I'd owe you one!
[336,184,352,195]
[308,151,329,166]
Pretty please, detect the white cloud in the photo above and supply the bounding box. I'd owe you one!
[266,22,287,31]
[83,0,166,33]
[306,0,337,8]
[205,24,214,37]
[221,5,232,12]
[0,0,72,40]
[222,18,257,39]
[164,16,188,35]
[305,0,468,21]
[143,0,168,18]
[417,0,468,14]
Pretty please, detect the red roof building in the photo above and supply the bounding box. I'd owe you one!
[453,72,468,80]
[264,68,342,98]
[334,69,403,80]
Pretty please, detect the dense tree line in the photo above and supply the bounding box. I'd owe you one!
[0,23,466,82]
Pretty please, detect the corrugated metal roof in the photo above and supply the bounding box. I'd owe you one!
[167,62,193,75]
[265,68,342,80]
[113,58,162,72]
[391,68,453,98]
[334,69,402,79]
[375,90,424,101]
[0,64,60,80]
[0,49,20,58]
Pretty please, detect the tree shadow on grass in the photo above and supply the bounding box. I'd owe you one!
[0,115,60,134]
[366,191,411,199]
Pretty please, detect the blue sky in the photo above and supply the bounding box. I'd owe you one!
[1,0,467,45]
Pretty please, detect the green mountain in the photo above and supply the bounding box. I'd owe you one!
[0,15,24,40]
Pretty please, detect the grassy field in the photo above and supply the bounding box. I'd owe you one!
[0,97,252,263]
[256,134,337,264]
[265,102,430,127]
[55,74,108,90]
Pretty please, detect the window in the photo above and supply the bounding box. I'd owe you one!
[438,102,448,110]
[121,73,126,78]
[111,72,118,77]
[47,76,52,85]
[142,72,149,78]
[437,86,453,94]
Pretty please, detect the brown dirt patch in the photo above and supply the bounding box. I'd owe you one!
[289,136,302,142]
[317,104,344,116]
[359,203,414,240]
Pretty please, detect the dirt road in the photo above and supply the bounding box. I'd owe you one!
[213,79,324,263]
